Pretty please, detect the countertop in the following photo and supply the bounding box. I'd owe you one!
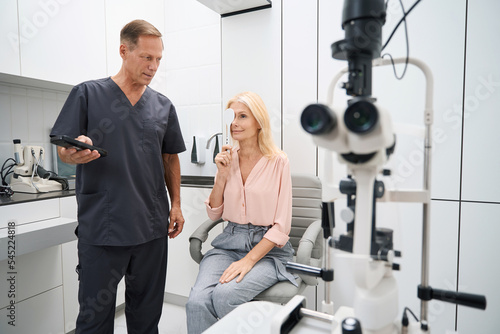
[0,176,213,206]
[0,189,76,206]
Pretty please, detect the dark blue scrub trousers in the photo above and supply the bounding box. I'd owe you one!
[75,236,168,334]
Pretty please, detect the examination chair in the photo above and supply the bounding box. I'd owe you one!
[189,173,323,304]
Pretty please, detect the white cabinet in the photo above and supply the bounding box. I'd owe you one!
[60,196,79,332]
[0,198,59,228]
[0,246,64,334]
[0,196,78,334]
[17,0,107,85]
[0,245,63,309]
[0,0,21,75]
[165,186,219,298]
[62,240,79,332]
[2,0,168,86]
[0,286,65,334]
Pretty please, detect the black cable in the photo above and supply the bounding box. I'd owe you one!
[1,158,16,186]
[381,0,410,80]
[405,307,419,321]
[382,0,423,51]
[401,306,419,329]
[382,0,410,80]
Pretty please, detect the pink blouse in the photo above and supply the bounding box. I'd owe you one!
[205,148,292,247]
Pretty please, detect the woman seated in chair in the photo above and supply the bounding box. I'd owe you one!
[186,91,296,334]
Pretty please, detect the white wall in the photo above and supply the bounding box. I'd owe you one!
[0,80,70,172]
[165,0,221,177]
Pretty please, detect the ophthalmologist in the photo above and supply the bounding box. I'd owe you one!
[50,20,186,333]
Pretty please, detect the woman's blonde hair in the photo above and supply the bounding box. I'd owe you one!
[226,91,283,159]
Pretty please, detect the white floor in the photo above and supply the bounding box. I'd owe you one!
[114,303,188,334]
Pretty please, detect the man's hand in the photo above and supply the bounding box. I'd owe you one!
[168,205,185,239]
[58,135,101,164]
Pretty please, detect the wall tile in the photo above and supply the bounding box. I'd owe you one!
[27,96,45,143]
[461,1,500,203]
[10,95,29,141]
[0,94,12,142]
[458,202,500,332]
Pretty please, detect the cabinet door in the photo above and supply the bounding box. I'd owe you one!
[62,240,79,333]
[17,0,107,85]
[0,286,65,334]
[165,187,216,298]
[0,0,21,75]
[0,245,62,309]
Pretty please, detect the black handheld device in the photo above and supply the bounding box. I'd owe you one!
[50,135,108,157]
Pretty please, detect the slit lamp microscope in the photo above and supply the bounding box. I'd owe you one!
[9,139,63,193]
[283,0,487,333]
[204,0,487,333]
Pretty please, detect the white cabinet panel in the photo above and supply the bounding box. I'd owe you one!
[166,187,219,298]
[0,245,62,309]
[0,286,64,334]
[461,0,500,203]
[60,195,77,220]
[18,0,107,85]
[0,0,21,75]
[62,240,78,333]
[282,0,318,175]
[0,198,59,228]
[457,202,499,332]
[221,1,282,148]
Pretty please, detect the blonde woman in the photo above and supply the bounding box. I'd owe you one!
[186,92,296,333]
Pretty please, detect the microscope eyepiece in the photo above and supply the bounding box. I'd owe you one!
[344,100,379,134]
[301,103,337,135]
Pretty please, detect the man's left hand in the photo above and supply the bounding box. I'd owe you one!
[168,206,184,239]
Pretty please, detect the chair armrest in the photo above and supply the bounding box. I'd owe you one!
[189,218,224,264]
[295,220,323,286]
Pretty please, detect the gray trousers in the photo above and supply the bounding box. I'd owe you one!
[186,222,295,334]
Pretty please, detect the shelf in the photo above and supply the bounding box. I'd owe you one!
[0,217,77,261]
[196,0,271,17]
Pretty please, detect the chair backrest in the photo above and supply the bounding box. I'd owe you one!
[290,174,322,260]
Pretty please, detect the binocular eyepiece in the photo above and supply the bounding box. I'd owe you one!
[301,99,380,136]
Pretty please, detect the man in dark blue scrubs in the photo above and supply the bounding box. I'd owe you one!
[51,20,186,334]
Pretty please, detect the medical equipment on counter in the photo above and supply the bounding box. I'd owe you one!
[204,0,486,333]
[9,139,63,193]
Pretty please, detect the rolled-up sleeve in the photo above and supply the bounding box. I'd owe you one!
[263,158,292,247]
[205,198,224,221]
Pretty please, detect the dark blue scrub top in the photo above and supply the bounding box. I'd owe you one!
[51,77,186,246]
